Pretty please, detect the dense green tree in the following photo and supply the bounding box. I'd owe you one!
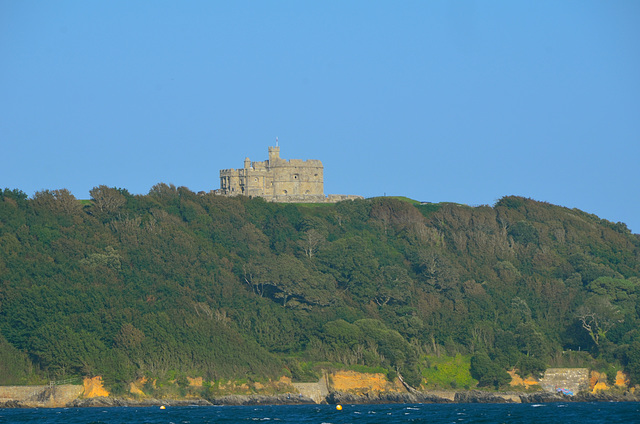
[89,185,127,219]
[470,353,511,389]
[0,190,639,390]
[0,334,34,384]
[625,341,640,386]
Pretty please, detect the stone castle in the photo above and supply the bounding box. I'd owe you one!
[215,146,362,203]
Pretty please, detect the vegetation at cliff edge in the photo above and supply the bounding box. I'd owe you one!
[1,185,640,393]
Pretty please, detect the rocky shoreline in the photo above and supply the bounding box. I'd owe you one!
[326,391,452,404]
[326,390,639,405]
[1,389,638,408]
[519,390,640,403]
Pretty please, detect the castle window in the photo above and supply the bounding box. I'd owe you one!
[254,178,258,182]
[283,190,288,194]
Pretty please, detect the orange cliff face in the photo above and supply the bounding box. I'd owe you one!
[83,376,110,398]
[329,371,405,394]
[507,370,540,389]
[615,370,630,388]
[187,377,203,387]
[590,370,631,393]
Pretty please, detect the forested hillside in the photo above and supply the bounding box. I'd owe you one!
[1,186,639,392]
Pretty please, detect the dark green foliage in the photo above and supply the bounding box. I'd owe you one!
[470,353,511,389]
[516,356,546,379]
[285,359,320,382]
[508,221,539,246]
[624,341,640,386]
[0,189,639,389]
[0,334,35,385]
[313,318,422,387]
[495,196,526,210]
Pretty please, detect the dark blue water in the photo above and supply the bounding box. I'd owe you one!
[1,402,638,424]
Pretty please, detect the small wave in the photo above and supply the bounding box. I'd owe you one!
[531,404,545,407]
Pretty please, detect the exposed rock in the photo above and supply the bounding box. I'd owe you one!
[187,377,203,387]
[156,398,212,406]
[519,390,640,403]
[83,376,110,398]
[507,370,540,389]
[573,391,639,402]
[454,390,514,403]
[209,394,316,405]
[4,387,638,409]
[326,391,451,404]
[0,400,23,408]
[615,370,630,388]
[330,370,405,393]
[67,396,212,407]
[519,392,569,403]
[67,396,121,407]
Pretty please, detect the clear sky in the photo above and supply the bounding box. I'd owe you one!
[2,1,639,233]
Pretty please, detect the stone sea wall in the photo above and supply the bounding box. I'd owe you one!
[0,384,83,408]
[539,368,590,394]
[292,374,329,404]
[509,368,632,395]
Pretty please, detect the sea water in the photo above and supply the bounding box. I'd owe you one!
[0,402,638,424]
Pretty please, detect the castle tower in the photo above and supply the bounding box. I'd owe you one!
[268,146,280,165]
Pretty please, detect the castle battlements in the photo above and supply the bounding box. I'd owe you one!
[215,146,362,203]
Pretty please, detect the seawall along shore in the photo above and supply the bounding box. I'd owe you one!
[0,384,83,408]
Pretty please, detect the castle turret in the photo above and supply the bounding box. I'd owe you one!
[268,146,280,164]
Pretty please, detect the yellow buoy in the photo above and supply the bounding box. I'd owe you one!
[336,404,342,411]
[160,405,166,410]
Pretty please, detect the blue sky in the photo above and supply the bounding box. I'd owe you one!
[2,1,639,232]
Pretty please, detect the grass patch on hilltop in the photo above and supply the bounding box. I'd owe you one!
[387,196,421,205]
[294,202,335,210]
[368,196,421,205]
